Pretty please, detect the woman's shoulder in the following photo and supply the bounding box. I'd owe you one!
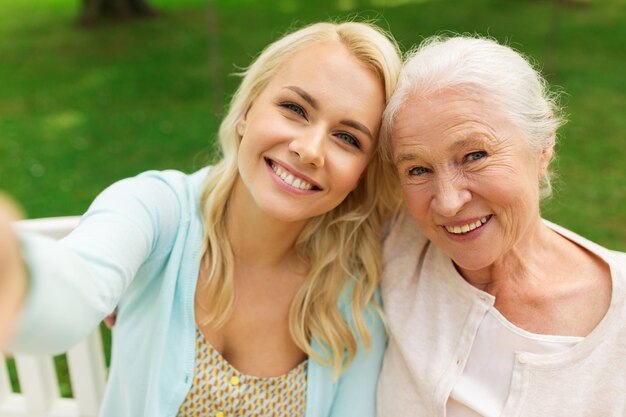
[381,207,430,286]
[131,166,210,199]
[543,219,625,262]
[73,167,211,260]
[543,219,626,296]
[382,206,428,247]
[93,167,209,216]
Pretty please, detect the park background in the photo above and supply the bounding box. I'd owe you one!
[1,0,625,398]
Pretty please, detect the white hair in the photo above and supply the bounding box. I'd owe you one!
[383,35,566,198]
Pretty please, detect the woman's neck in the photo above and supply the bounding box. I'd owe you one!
[458,217,612,336]
[225,179,307,269]
[459,217,556,291]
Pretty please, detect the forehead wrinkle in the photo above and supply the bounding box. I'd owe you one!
[447,132,499,153]
[437,110,506,145]
[394,142,434,165]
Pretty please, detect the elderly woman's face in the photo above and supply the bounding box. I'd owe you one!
[391,88,551,274]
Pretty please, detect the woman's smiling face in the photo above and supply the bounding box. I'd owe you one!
[392,88,552,274]
[235,41,385,224]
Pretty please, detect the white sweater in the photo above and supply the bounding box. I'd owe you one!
[377,209,626,417]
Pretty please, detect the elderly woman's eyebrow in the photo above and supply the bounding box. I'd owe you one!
[394,151,421,165]
[448,135,493,152]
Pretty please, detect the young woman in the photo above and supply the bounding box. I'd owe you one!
[0,21,401,416]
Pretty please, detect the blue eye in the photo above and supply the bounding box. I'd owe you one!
[336,132,361,150]
[466,151,487,161]
[408,166,429,176]
[281,102,307,118]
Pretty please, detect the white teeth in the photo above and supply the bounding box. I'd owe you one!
[270,162,314,190]
[445,216,490,235]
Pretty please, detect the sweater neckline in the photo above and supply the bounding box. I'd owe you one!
[434,220,623,367]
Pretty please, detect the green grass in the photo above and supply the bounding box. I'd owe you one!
[1,0,624,398]
[1,0,623,247]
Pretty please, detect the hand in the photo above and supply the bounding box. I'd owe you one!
[0,194,27,347]
[103,310,117,329]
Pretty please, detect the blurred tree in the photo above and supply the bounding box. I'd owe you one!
[81,0,157,24]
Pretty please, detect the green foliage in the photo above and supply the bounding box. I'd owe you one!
[1,0,624,398]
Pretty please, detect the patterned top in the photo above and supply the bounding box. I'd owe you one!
[176,329,308,417]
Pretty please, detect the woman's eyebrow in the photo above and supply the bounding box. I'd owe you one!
[283,86,318,110]
[448,135,492,152]
[340,120,374,142]
[394,151,419,165]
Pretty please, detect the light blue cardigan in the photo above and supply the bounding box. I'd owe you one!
[12,168,386,417]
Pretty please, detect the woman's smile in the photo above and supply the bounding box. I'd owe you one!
[266,158,320,194]
[442,215,492,235]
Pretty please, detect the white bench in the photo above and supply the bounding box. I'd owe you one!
[0,217,106,417]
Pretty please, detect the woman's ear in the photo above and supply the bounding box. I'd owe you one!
[236,106,250,137]
[236,118,247,137]
[539,135,555,178]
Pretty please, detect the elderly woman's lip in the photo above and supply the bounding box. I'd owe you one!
[443,215,492,235]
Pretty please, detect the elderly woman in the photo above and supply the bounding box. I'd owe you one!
[377,35,626,416]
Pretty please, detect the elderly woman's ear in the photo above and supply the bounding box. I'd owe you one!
[539,141,555,178]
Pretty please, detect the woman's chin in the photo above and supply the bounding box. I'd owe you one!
[449,253,495,278]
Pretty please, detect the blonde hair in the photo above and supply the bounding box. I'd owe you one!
[382,35,565,199]
[196,21,402,375]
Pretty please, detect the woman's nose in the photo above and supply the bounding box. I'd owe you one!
[288,127,326,167]
[430,173,471,217]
